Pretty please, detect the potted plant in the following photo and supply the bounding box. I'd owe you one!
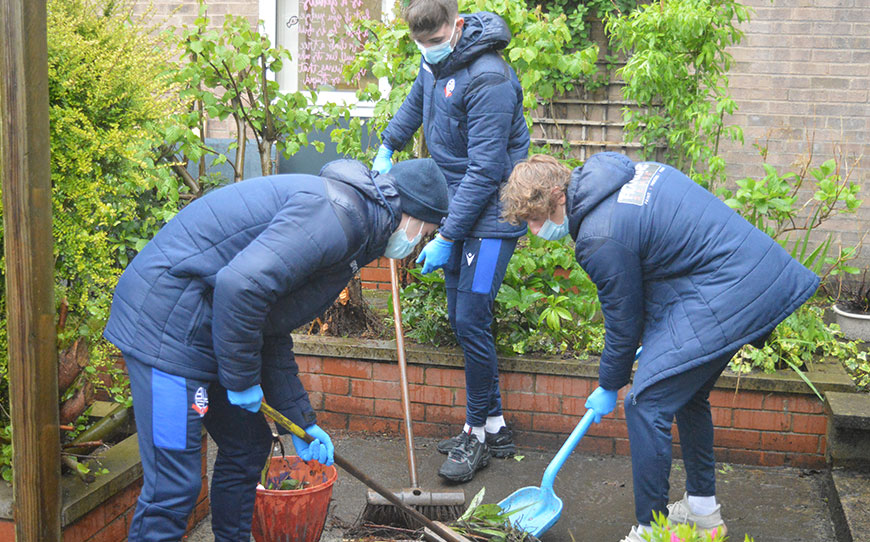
[251,441,337,542]
[831,271,870,342]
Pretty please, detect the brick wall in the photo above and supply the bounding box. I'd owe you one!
[297,354,829,469]
[719,0,870,266]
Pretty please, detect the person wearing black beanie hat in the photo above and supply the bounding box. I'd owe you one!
[103,156,447,542]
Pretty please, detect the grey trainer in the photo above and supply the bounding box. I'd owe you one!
[667,492,728,536]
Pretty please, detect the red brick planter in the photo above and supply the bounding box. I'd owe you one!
[0,433,209,542]
[293,335,857,470]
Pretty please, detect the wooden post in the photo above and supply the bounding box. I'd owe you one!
[0,1,62,541]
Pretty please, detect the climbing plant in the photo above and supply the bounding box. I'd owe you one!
[607,0,750,191]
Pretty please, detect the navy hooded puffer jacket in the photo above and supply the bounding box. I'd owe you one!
[104,160,400,426]
[380,12,529,240]
[567,153,820,399]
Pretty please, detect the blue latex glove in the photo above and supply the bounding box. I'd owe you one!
[291,424,334,466]
[585,386,618,423]
[227,384,263,413]
[416,235,453,274]
[372,144,394,173]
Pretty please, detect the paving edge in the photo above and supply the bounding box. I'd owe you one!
[825,468,870,542]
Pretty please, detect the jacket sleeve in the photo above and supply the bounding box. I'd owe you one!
[211,192,346,392]
[380,67,425,151]
[576,236,645,391]
[439,72,517,241]
[260,335,317,428]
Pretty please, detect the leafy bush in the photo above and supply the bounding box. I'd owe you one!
[607,0,749,191]
[400,236,604,357]
[0,0,180,479]
[160,1,339,190]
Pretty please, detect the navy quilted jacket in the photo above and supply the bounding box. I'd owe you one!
[104,160,400,426]
[380,12,529,240]
[568,153,820,398]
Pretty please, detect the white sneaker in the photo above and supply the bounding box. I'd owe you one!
[619,526,648,542]
[667,492,728,536]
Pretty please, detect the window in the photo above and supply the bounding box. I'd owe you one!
[260,0,394,115]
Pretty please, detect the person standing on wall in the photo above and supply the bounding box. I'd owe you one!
[103,158,448,541]
[500,153,820,541]
[372,0,530,483]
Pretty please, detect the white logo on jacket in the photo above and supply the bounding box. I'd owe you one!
[465,252,475,266]
[445,78,455,98]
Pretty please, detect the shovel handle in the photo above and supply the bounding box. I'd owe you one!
[540,409,596,491]
[259,401,466,542]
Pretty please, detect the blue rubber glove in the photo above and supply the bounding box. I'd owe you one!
[291,424,334,466]
[585,386,618,423]
[226,384,263,413]
[416,234,453,274]
[372,144,393,173]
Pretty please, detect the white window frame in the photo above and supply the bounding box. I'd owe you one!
[259,0,395,117]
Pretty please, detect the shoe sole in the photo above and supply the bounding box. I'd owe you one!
[438,454,490,483]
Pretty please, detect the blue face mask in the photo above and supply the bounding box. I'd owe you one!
[416,21,457,65]
[536,208,570,241]
[384,220,424,259]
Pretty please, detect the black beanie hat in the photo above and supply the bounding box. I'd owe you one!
[390,158,449,224]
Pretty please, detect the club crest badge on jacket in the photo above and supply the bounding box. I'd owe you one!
[445,78,455,98]
[192,386,209,417]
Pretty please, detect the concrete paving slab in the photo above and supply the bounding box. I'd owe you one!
[187,432,836,542]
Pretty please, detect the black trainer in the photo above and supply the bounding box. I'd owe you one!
[438,431,491,483]
[436,426,516,458]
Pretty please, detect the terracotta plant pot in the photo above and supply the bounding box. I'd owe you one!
[251,455,337,542]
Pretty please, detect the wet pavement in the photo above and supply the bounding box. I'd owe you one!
[186,430,838,542]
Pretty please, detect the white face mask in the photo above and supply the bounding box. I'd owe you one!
[536,206,570,241]
[384,218,425,259]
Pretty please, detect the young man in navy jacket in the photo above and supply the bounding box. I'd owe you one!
[372,0,530,483]
[104,159,447,542]
[501,153,820,540]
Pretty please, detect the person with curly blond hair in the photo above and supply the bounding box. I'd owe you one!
[502,152,819,542]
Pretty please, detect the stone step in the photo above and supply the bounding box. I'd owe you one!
[826,468,870,542]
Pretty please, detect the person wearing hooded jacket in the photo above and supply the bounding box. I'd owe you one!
[372,0,530,483]
[103,158,448,542]
[501,153,820,541]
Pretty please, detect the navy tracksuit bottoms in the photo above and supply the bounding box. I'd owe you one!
[443,237,518,427]
[624,350,735,525]
[125,354,273,542]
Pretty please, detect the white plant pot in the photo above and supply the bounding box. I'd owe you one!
[832,303,870,342]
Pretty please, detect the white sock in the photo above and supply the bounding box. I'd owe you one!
[485,415,506,433]
[688,494,718,516]
[469,425,485,443]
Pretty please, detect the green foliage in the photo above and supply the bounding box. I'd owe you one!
[528,0,637,51]
[330,0,599,161]
[455,488,539,541]
[607,0,749,190]
[495,235,603,357]
[641,511,748,542]
[0,0,179,477]
[400,236,604,357]
[721,151,863,281]
[162,1,339,186]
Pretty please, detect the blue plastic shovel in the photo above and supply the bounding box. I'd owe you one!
[497,408,597,538]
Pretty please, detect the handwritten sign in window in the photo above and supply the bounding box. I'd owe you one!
[281,0,380,91]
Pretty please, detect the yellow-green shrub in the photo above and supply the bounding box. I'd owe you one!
[0,0,181,480]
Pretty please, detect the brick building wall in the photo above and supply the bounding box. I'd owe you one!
[719,0,869,267]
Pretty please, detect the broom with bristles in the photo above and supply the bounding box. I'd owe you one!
[360,258,466,527]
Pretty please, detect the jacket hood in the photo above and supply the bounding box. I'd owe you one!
[567,152,636,237]
[319,159,401,227]
[437,12,510,73]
